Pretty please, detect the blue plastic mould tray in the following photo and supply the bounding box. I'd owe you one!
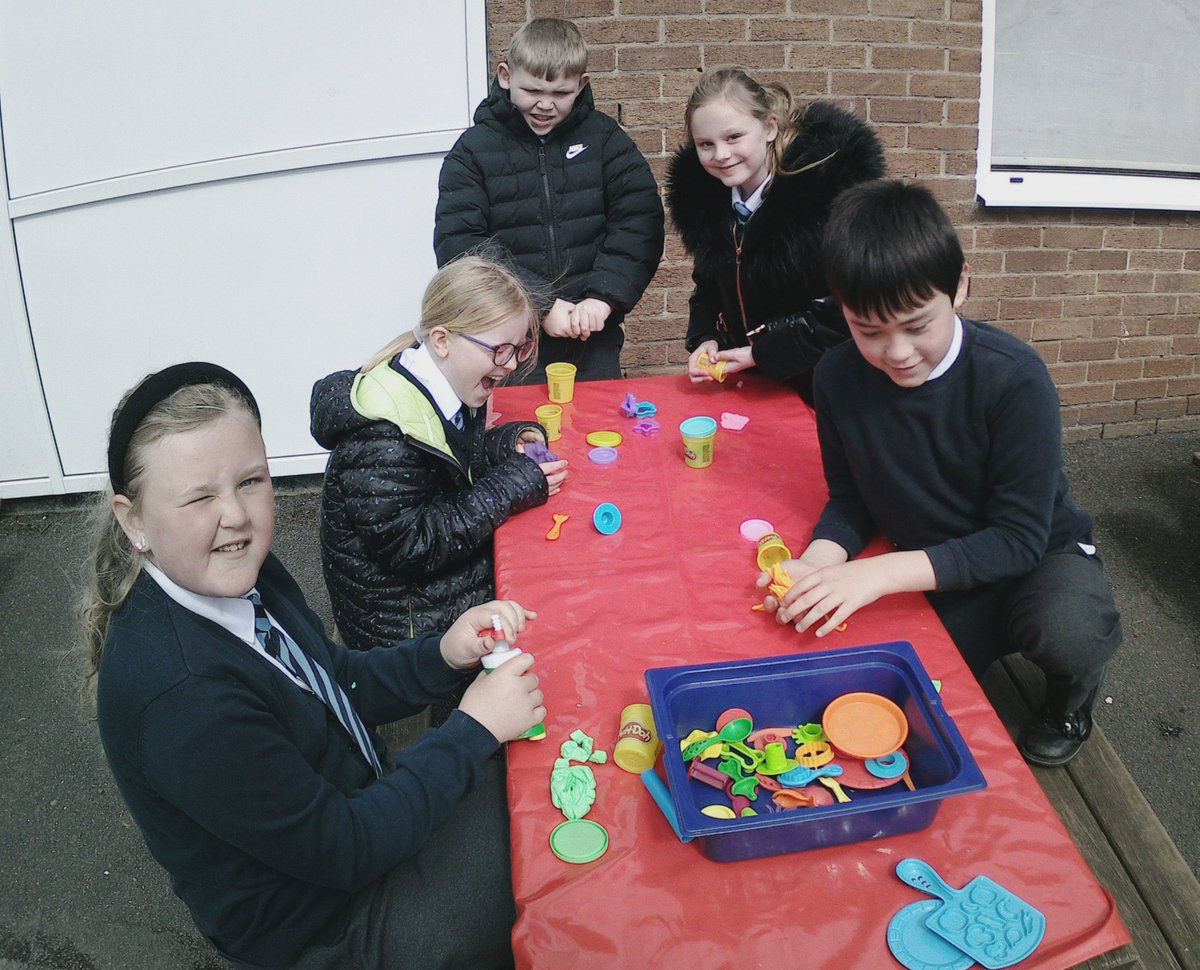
[644,641,986,862]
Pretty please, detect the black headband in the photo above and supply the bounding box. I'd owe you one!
[107,361,261,496]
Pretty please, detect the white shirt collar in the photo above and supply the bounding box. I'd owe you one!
[732,173,773,214]
[142,560,256,644]
[397,341,464,423]
[926,315,964,382]
[141,561,310,688]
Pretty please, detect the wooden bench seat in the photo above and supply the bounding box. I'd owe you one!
[982,656,1200,969]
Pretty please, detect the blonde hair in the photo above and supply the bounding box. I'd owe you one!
[78,381,257,704]
[506,17,588,81]
[361,255,538,374]
[685,66,832,178]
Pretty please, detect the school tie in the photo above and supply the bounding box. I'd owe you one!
[451,408,465,430]
[246,592,383,778]
[733,200,753,224]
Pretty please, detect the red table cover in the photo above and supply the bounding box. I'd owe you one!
[492,373,1128,970]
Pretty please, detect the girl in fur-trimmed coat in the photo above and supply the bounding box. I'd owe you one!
[666,66,886,402]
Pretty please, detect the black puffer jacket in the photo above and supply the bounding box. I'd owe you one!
[310,364,549,649]
[666,101,885,400]
[434,79,664,352]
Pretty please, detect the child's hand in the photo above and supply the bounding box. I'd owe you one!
[459,651,546,743]
[539,458,569,496]
[708,346,755,376]
[687,341,720,382]
[574,298,611,334]
[542,299,578,339]
[515,427,546,452]
[441,600,535,670]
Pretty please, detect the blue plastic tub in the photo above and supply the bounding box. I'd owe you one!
[644,641,986,862]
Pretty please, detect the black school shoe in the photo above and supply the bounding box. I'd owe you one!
[1019,706,1093,766]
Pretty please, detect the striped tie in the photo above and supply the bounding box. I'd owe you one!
[247,592,382,778]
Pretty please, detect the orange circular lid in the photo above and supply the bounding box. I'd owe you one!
[821,692,908,760]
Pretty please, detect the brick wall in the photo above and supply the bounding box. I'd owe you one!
[486,1,1200,440]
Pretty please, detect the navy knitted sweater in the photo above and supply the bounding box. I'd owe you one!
[811,319,1094,591]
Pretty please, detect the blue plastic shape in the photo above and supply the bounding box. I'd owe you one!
[592,502,622,535]
[644,641,987,862]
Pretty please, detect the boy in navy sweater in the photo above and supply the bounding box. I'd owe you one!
[762,179,1121,766]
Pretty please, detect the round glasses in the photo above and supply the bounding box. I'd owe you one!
[457,332,536,366]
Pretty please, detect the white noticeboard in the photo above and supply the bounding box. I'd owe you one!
[0,1,488,497]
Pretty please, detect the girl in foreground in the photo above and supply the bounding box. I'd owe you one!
[82,361,542,969]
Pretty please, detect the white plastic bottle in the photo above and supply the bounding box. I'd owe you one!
[482,614,546,741]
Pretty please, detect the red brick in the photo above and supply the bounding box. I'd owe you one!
[905,126,981,151]
[788,42,868,69]
[830,18,909,43]
[1078,402,1137,424]
[1129,250,1184,271]
[946,100,979,124]
[1136,398,1188,419]
[490,0,528,23]
[1032,318,1092,341]
[1114,377,1167,400]
[1148,315,1200,336]
[621,0,700,12]
[1087,359,1143,381]
[872,0,947,17]
[627,126,664,155]
[1059,295,1123,317]
[872,45,946,71]
[1046,362,1089,384]
[582,17,660,44]
[1093,317,1147,338]
[909,73,979,99]
[948,48,980,73]
[830,70,908,96]
[1117,336,1173,357]
[566,0,617,15]
[718,43,788,68]
[1058,382,1114,406]
[752,18,833,42]
[1161,227,1200,249]
[1095,272,1154,293]
[969,274,1033,298]
[1168,376,1200,396]
[620,99,685,127]
[1172,335,1200,355]
[909,21,982,46]
[1005,251,1069,273]
[1035,275,1097,297]
[869,97,944,124]
[951,1,982,20]
[794,0,870,13]
[1042,227,1104,249]
[595,72,663,100]
[705,0,785,12]
[664,17,746,43]
[1100,417,1156,438]
[974,226,1043,249]
[1157,414,1200,432]
[1142,356,1194,378]
[1154,273,1200,294]
[1070,250,1128,271]
[1185,251,1200,272]
[618,44,701,70]
[1059,339,1118,362]
[1122,294,1178,316]
[1062,425,1103,443]
[1104,227,1160,248]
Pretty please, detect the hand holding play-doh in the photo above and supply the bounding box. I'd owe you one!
[479,614,547,741]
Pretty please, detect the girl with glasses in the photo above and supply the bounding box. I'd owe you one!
[311,257,569,708]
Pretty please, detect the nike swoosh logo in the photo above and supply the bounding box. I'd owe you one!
[565,144,588,159]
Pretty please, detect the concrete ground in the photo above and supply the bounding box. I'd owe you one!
[0,431,1196,969]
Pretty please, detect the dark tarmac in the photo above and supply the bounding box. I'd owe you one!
[1,431,1196,969]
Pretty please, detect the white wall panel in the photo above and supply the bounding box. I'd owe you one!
[16,155,440,479]
[0,1,473,198]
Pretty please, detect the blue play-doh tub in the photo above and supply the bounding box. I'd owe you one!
[644,641,986,862]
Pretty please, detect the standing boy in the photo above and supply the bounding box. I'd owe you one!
[763,179,1121,766]
[434,18,665,382]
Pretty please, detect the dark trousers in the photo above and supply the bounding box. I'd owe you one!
[231,756,515,970]
[512,323,625,385]
[926,545,1122,713]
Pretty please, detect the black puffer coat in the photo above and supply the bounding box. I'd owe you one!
[666,101,885,400]
[310,365,549,649]
[434,79,664,355]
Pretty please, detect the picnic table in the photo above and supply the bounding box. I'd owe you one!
[489,373,1194,969]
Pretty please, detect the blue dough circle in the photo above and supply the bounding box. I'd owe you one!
[887,900,974,970]
[592,502,622,535]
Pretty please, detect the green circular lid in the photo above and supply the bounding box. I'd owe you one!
[549,818,609,864]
